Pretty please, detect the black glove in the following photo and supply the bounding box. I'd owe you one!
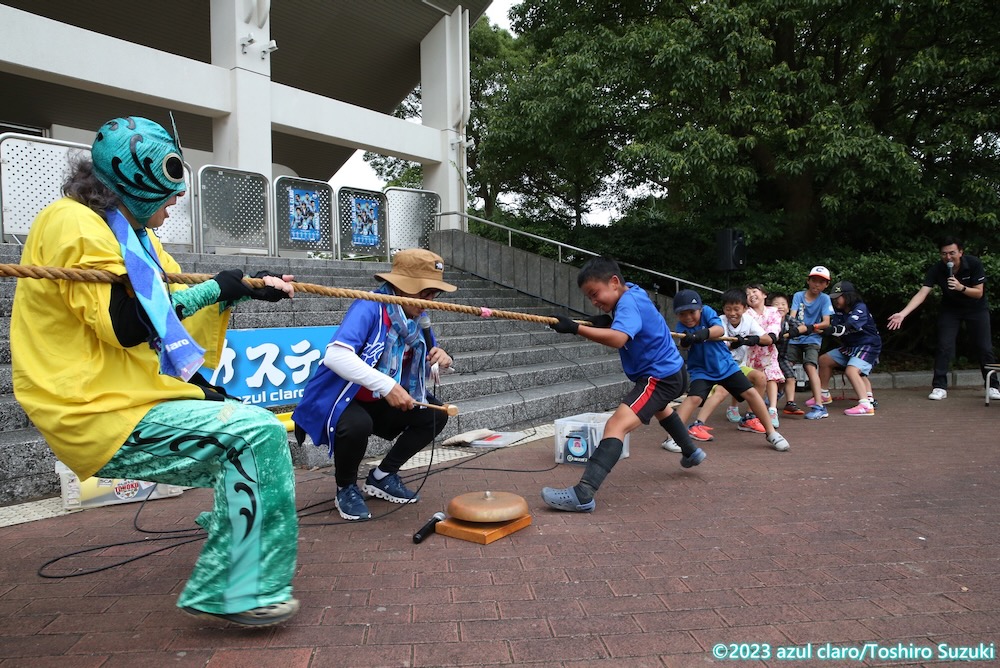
[550,315,579,335]
[583,314,613,328]
[248,270,291,302]
[830,324,847,337]
[681,328,711,347]
[743,334,760,346]
[780,320,792,339]
[728,336,747,349]
[767,332,779,346]
[213,269,252,304]
[214,269,291,304]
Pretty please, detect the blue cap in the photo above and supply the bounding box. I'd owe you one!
[673,289,703,313]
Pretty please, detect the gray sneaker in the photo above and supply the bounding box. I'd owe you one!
[766,432,790,451]
[181,598,300,627]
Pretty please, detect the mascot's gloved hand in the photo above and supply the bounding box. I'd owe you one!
[583,314,613,328]
[248,270,292,302]
[550,315,579,335]
[213,269,252,304]
[214,269,291,305]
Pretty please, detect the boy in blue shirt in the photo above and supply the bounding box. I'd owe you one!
[541,257,705,513]
[670,289,790,452]
[788,266,835,419]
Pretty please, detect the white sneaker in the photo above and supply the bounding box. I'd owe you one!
[766,431,790,452]
[990,387,1000,400]
[928,388,947,400]
[661,438,682,453]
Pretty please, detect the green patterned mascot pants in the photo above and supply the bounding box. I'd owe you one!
[96,399,297,614]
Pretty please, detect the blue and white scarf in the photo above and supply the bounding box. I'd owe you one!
[373,283,428,403]
[107,208,205,381]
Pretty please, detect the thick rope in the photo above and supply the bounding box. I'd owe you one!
[0,263,741,340]
[0,263,558,326]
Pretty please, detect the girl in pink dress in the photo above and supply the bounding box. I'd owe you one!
[745,284,785,427]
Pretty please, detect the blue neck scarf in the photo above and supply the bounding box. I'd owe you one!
[107,208,205,380]
[373,284,428,403]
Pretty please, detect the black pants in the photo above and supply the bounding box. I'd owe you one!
[933,308,998,389]
[332,394,448,488]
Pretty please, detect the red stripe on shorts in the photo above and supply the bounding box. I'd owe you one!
[628,377,658,415]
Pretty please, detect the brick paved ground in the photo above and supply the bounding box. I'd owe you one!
[0,386,998,667]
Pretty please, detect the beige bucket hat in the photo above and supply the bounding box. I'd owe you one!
[375,249,457,294]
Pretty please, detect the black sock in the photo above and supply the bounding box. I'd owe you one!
[659,413,698,457]
[573,437,623,503]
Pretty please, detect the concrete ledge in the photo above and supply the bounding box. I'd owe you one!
[868,370,988,390]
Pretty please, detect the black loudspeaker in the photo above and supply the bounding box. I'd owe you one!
[715,228,746,271]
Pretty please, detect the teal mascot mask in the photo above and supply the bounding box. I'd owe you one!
[91,117,186,226]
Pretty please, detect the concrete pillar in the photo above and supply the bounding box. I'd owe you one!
[210,0,274,177]
[420,6,470,230]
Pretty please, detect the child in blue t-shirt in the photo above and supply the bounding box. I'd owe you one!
[671,289,790,452]
[541,257,704,513]
[817,281,882,416]
[788,266,835,420]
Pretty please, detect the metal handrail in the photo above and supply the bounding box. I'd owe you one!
[437,210,722,295]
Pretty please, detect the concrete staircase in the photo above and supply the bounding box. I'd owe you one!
[0,243,629,505]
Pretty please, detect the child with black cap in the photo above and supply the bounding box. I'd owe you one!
[816,281,882,416]
[540,256,705,513]
[668,289,791,452]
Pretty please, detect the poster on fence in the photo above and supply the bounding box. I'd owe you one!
[201,326,337,407]
[351,194,380,247]
[288,188,322,242]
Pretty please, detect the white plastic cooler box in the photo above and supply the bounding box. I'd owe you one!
[554,412,630,465]
[55,461,185,511]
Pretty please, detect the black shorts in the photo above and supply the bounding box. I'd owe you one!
[688,370,753,404]
[622,367,688,424]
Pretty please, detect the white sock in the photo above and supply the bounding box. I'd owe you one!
[371,467,390,481]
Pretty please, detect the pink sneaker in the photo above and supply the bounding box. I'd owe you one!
[805,394,833,407]
[844,403,874,416]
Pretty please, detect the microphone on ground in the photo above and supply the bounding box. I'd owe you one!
[413,511,446,544]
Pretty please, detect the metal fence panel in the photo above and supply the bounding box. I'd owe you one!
[385,187,440,253]
[336,187,388,260]
[274,176,335,256]
[0,133,195,248]
[198,165,269,255]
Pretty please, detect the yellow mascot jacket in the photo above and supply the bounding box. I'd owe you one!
[11,198,229,480]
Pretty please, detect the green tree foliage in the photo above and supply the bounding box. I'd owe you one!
[507,0,1000,260]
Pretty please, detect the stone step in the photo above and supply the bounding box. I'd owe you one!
[289,372,631,470]
[0,427,59,504]
[434,355,624,403]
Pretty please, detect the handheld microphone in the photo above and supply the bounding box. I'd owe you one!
[413,511,446,544]
[418,312,433,349]
[947,261,954,277]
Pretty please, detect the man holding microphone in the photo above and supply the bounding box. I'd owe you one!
[888,236,999,400]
